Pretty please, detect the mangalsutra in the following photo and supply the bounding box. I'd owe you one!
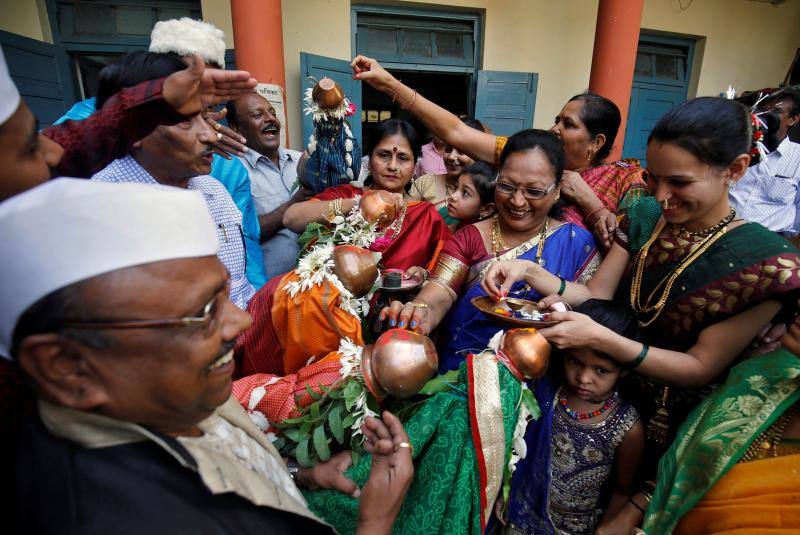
[492,215,549,265]
[677,209,736,238]
[739,405,797,463]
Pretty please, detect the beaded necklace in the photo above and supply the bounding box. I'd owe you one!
[559,390,619,421]
[739,405,798,463]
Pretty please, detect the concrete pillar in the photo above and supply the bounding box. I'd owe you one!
[588,0,644,162]
[230,0,289,142]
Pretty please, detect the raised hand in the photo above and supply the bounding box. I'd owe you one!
[162,54,257,117]
[206,108,248,159]
[356,411,414,535]
[351,55,396,92]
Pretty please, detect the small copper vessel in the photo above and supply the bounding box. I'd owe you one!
[331,245,379,297]
[360,190,398,227]
[362,328,438,400]
[312,77,345,110]
[501,328,551,380]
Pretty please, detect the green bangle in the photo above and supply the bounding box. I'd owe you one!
[629,344,649,369]
[557,276,566,296]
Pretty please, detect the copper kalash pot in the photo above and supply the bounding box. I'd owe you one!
[359,190,398,227]
[331,245,379,298]
[361,328,438,401]
[311,77,346,110]
[500,328,551,380]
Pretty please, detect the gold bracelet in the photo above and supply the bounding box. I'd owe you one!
[401,89,418,110]
[326,198,342,223]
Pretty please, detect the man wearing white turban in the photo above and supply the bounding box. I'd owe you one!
[5,179,412,534]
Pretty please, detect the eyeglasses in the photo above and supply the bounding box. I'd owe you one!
[495,180,557,200]
[59,292,224,338]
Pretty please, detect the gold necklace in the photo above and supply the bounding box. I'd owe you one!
[630,216,731,327]
[491,215,510,254]
[383,202,408,240]
[492,215,549,265]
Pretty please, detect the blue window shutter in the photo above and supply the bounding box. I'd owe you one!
[622,84,685,166]
[0,30,77,129]
[474,70,538,137]
[299,52,362,149]
[224,49,236,70]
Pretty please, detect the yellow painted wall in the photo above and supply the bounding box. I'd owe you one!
[0,0,52,43]
[1,0,798,149]
[201,0,236,48]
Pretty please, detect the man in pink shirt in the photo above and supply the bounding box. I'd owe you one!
[414,134,447,176]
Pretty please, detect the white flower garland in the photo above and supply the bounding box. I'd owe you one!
[284,199,382,319]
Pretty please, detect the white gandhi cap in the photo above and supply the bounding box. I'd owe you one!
[0,178,220,358]
[0,49,21,126]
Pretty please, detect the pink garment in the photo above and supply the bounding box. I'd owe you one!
[414,141,447,176]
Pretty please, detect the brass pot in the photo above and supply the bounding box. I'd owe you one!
[331,245,379,297]
[501,328,551,380]
[360,190,398,227]
[362,328,438,401]
[312,77,345,110]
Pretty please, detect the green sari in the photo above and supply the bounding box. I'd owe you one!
[302,352,522,535]
[615,197,800,448]
[643,349,800,535]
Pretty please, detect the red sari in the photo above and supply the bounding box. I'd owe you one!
[314,185,451,270]
[234,185,451,378]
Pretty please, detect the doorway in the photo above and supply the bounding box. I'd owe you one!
[361,69,471,151]
[622,34,696,165]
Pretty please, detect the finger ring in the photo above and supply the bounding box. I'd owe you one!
[216,132,223,142]
[411,302,428,309]
[394,442,413,455]
[214,122,222,131]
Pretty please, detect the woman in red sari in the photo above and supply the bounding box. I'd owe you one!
[284,118,450,271]
[351,56,646,250]
[236,119,450,378]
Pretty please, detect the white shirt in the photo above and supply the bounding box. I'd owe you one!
[93,156,256,309]
[730,137,800,236]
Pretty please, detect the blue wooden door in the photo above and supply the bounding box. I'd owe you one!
[0,30,77,129]
[474,70,538,136]
[299,53,362,148]
[622,37,694,165]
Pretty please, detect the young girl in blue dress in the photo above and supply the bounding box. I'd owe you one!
[497,300,645,534]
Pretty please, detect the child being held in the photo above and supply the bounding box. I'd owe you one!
[445,160,496,231]
[496,299,645,535]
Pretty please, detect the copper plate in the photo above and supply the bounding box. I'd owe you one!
[471,296,559,327]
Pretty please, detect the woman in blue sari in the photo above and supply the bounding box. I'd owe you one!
[379,129,599,372]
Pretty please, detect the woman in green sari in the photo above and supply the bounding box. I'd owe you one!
[644,314,800,534]
[480,97,800,531]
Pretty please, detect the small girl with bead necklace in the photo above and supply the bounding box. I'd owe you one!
[496,300,644,535]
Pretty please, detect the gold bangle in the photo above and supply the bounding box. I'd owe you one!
[411,302,428,309]
[401,89,418,110]
[394,441,413,455]
[326,198,342,223]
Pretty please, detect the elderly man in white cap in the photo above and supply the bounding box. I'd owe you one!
[54,17,268,290]
[5,179,412,534]
[0,48,256,201]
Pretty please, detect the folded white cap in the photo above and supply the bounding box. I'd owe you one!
[0,49,21,126]
[0,178,219,358]
[149,17,227,69]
